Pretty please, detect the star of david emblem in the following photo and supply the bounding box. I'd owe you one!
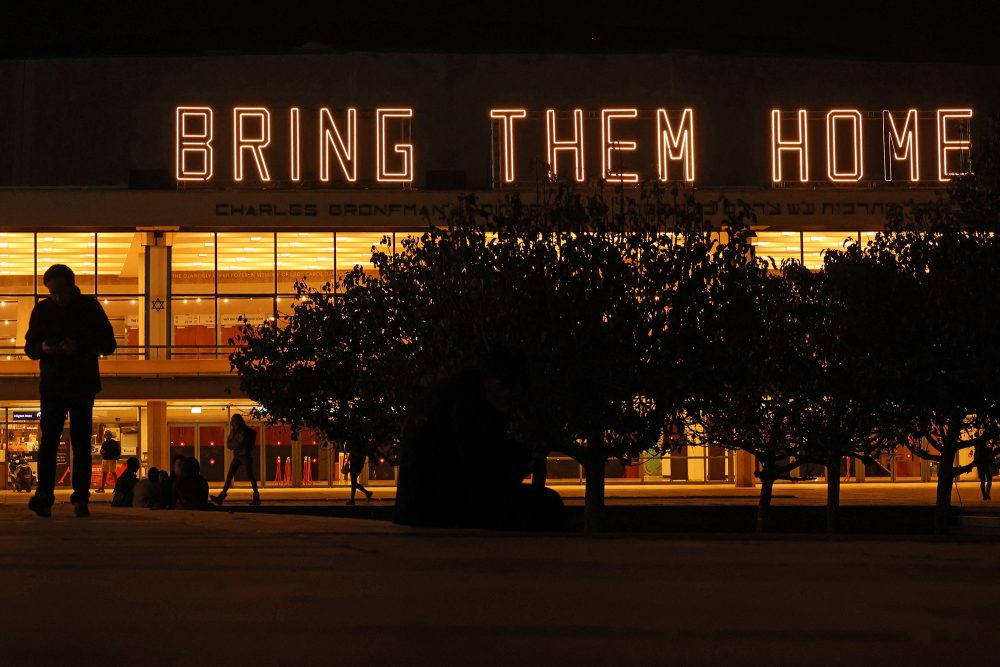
[151,298,165,312]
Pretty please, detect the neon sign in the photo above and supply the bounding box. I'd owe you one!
[175,105,973,186]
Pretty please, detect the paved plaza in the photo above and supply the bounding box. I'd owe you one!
[2,484,999,666]
[13,480,998,506]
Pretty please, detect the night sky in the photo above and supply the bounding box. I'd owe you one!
[1,1,993,63]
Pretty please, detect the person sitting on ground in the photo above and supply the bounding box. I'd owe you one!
[393,349,565,531]
[162,454,184,508]
[111,457,141,507]
[131,466,160,509]
[173,456,209,510]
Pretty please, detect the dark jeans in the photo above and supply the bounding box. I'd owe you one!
[38,393,95,504]
[979,470,993,499]
[350,460,369,499]
[221,451,259,495]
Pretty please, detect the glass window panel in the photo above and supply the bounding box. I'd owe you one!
[238,418,264,484]
[753,231,801,269]
[36,233,95,293]
[219,296,274,351]
[299,427,328,483]
[98,232,143,295]
[0,296,32,360]
[217,232,274,294]
[172,296,217,359]
[0,233,36,294]
[199,425,226,483]
[98,296,144,359]
[802,232,857,270]
[264,424,293,485]
[336,232,391,282]
[171,232,216,295]
[278,232,334,293]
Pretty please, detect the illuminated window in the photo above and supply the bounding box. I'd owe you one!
[801,232,857,270]
[0,233,34,360]
[753,231,802,269]
[335,232,391,282]
[171,232,217,295]
[278,232,335,293]
[97,232,142,295]
[36,233,95,294]
[216,232,275,294]
[0,233,36,295]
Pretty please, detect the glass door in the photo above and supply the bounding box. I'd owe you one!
[169,423,227,483]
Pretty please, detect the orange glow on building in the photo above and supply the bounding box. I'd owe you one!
[600,108,639,183]
[825,109,864,182]
[232,107,272,182]
[376,108,414,183]
[936,108,973,181]
[489,108,527,183]
[656,108,696,182]
[771,109,809,182]
[882,109,919,182]
[289,107,301,182]
[545,108,586,182]
[175,106,214,182]
[319,107,358,182]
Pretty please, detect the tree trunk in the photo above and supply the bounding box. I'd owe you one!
[584,457,606,534]
[934,454,954,535]
[531,453,548,490]
[756,473,775,533]
[826,454,842,534]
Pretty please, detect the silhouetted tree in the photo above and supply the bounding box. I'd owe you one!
[229,264,409,460]
[374,186,750,531]
[788,255,901,532]
[687,254,817,532]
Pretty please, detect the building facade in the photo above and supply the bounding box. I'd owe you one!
[1,51,998,488]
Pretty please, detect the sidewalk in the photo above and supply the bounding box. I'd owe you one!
[1,499,998,665]
[5,481,995,509]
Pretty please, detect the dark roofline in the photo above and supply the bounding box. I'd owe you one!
[2,4,995,64]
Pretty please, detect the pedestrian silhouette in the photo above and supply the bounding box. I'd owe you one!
[24,264,117,518]
[211,414,260,506]
[96,429,121,493]
[345,437,374,505]
[975,443,994,501]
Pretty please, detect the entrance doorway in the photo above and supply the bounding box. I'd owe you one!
[168,423,227,483]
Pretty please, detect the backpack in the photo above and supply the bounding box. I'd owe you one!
[227,426,257,451]
[101,438,121,460]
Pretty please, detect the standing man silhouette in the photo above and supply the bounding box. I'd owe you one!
[24,264,117,518]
